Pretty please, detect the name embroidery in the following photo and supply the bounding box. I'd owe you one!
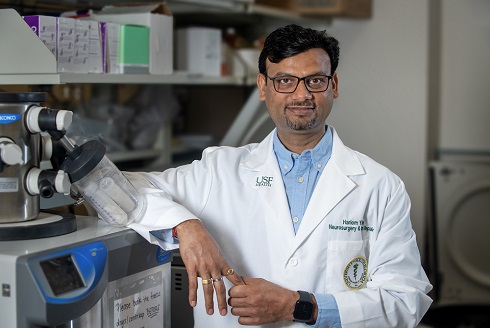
[329,219,374,233]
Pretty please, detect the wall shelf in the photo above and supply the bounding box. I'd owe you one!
[58,73,249,85]
[0,8,256,86]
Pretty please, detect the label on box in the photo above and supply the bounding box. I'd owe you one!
[86,21,103,73]
[57,17,76,72]
[23,15,57,57]
[105,22,121,74]
[74,19,90,72]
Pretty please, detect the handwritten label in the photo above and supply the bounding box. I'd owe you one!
[112,271,164,328]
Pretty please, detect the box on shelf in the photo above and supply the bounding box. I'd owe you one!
[119,25,150,74]
[73,19,90,72]
[103,22,121,74]
[94,2,173,75]
[57,17,76,72]
[176,27,222,77]
[22,15,57,58]
[87,21,104,73]
[255,0,372,18]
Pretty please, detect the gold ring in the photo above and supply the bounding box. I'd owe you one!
[212,277,224,283]
[225,268,234,276]
[202,278,211,285]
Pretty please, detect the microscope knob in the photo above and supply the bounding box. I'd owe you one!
[25,106,73,133]
[55,170,72,194]
[0,139,23,165]
[55,110,73,131]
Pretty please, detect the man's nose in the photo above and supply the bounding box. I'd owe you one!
[292,80,313,100]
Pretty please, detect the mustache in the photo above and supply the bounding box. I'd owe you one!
[286,101,316,108]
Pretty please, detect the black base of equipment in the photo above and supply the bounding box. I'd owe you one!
[0,210,76,241]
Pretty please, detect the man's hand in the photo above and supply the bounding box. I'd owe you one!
[174,219,245,316]
[228,277,310,326]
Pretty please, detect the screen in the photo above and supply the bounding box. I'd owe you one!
[40,254,85,296]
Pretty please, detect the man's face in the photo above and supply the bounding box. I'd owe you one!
[257,48,339,139]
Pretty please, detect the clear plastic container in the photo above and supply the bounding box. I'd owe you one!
[72,155,146,226]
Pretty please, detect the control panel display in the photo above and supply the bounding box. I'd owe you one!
[40,255,85,296]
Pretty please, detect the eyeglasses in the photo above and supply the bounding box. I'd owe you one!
[264,74,332,93]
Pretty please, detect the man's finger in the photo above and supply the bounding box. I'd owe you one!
[224,268,247,286]
[187,272,198,308]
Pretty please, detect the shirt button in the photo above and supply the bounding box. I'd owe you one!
[292,154,298,159]
[317,163,322,169]
[284,165,289,170]
[293,217,299,223]
[289,257,299,267]
[298,177,304,183]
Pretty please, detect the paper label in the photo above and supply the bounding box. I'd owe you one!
[112,270,164,328]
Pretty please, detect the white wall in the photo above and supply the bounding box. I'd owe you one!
[322,0,430,249]
[439,0,490,154]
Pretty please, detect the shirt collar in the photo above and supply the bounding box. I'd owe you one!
[273,126,333,175]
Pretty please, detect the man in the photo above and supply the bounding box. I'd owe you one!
[125,24,432,327]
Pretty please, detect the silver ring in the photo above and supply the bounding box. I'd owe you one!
[212,277,224,283]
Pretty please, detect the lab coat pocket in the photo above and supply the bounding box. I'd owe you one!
[326,240,369,293]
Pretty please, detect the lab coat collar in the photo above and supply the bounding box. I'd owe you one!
[242,127,365,177]
[241,126,366,253]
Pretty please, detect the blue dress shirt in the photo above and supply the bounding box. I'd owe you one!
[273,126,342,328]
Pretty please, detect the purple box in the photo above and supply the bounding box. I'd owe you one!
[23,15,57,57]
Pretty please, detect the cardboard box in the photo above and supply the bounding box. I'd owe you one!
[87,21,104,73]
[94,3,173,74]
[256,0,372,18]
[119,25,150,74]
[57,17,76,72]
[23,15,57,58]
[176,27,222,76]
[73,19,90,72]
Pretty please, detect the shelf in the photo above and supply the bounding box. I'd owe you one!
[106,148,161,162]
[59,72,250,85]
[0,8,258,85]
[1,72,255,85]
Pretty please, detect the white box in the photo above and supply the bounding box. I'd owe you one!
[94,3,173,75]
[22,15,57,58]
[73,19,90,72]
[57,17,76,72]
[176,27,221,76]
[104,22,121,74]
[87,21,103,73]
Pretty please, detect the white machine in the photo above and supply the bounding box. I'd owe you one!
[429,159,490,306]
[0,215,171,328]
[0,92,172,327]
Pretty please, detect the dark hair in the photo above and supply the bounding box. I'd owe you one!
[258,24,340,75]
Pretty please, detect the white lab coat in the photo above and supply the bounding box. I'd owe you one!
[125,127,432,328]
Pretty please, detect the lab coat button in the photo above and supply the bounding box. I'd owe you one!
[289,257,299,266]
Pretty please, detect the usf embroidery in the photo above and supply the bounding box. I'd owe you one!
[343,256,368,290]
[256,176,273,187]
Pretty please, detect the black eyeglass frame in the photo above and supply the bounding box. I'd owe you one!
[263,73,333,94]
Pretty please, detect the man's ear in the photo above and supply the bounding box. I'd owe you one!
[257,73,267,101]
[332,72,339,99]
